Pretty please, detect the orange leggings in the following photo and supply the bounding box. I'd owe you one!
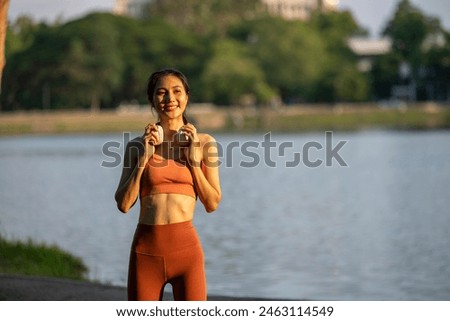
[127,221,206,301]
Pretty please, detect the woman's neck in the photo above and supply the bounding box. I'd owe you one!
[160,118,184,139]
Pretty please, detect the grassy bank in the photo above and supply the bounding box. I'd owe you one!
[252,105,450,132]
[0,236,87,280]
[0,104,449,136]
[0,110,157,136]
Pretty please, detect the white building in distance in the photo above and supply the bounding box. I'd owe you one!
[262,0,338,20]
[113,0,338,20]
[113,0,150,17]
[347,37,392,72]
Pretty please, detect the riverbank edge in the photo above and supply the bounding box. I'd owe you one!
[0,274,290,301]
[0,238,291,301]
[1,102,449,136]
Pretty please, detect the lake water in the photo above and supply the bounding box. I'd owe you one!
[0,130,449,300]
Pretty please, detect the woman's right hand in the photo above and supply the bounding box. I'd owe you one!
[139,124,163,167]
[143,123,163,146]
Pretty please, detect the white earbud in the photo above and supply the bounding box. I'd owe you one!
[156,125,164,141]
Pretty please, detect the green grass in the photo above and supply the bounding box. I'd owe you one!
[254,108,450,132]
[1,106,449,136]
[0,123,33,136]
[0,236,87,280]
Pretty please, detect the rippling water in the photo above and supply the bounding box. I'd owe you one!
[1,130,449,300]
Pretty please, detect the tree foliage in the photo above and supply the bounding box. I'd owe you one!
[200,39,275,105]
[372,0,450,100]
[1,0,448,110]
[309,10,368,102]
[2,13,203,110]
[143,0,265,37]
[383,0,436,62]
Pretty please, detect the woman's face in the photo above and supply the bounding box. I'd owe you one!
[153,74,188,120]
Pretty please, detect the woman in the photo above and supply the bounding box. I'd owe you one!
[115,68,222,301]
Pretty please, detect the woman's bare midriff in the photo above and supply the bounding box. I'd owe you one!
[139,194,197,225]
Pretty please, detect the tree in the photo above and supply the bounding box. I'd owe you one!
[2,24,62,110]
[370,52,402,100]
[144,0,266,37]
[310,9,365,54]
[1,2,388,108]
[376,0,449,101]
[200,39,276,105]
[237,17,329,102]
[421,32,450,101]
[5,15,38,56]
[383,0,432,62]
[1,13,206,110]
[2,14,126,110]
[309,10,370,102]
[113,16,205,104]
[60,14,125,111]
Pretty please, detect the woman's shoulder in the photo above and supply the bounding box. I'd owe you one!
[198,133,217,144]
[198,133,219,151]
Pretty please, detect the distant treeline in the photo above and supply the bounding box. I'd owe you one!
[1,0,449,111]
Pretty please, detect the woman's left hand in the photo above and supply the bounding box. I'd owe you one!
[181,123,202,167]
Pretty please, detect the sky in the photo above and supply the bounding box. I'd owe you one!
[7,0,450,38]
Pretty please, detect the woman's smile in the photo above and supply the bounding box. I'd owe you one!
[163,104,179,111]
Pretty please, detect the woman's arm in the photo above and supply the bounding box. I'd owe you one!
[114,138,148,213]
[115,125,160,213]
[187,133,222,213]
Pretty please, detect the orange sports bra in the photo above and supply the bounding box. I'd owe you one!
[140,153,197,199]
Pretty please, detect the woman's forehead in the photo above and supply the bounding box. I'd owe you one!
[155,75,184,89]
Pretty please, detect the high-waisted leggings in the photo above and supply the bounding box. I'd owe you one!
[127,221,206,301]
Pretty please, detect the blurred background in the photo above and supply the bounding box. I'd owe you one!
[0,0,449,300]
[2,0,450,110]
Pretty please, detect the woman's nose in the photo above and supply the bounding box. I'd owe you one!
[165,92,174,102]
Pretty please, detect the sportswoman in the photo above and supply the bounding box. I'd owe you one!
[115,68,222,300]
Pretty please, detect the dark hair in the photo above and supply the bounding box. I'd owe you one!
[146,68,190,124]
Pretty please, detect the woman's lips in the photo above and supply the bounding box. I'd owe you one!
[163,105,178,111]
